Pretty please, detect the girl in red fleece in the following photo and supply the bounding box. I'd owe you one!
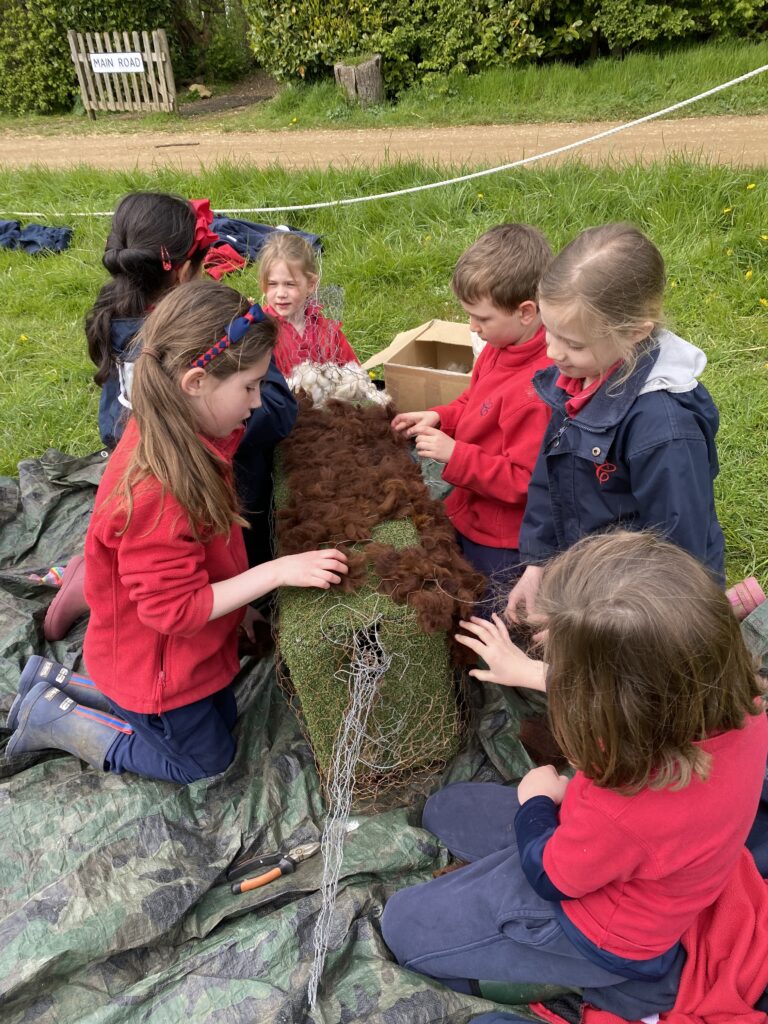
[259,232,358,376]
[7,281,347,783]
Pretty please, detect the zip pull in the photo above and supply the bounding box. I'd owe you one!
[547,416,570,451]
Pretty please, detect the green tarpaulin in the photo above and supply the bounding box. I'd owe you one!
[0,448,550,1024]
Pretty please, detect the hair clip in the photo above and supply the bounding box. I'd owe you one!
[160,245,172,272]
[190,303,266,369]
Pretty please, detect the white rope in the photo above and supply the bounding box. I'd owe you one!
[5,62,768,220]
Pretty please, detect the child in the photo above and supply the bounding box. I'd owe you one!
[44,193,297,638]
[87,191,218,449]
[382,531,768,1009]
[507,223,725,623]
[8,281,347,783]
[259,232,359,376]
[391,224,553,607]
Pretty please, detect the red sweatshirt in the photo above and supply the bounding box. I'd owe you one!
[544,710,768,960]
[431,326,551,548]
[83,419,248,714]
[265,302,359,377]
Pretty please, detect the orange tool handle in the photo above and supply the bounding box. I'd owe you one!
[237,867,282,893]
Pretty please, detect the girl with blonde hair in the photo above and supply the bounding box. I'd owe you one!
[507,223,725,622]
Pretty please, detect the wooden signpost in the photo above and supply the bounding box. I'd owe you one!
[68,29,177,118]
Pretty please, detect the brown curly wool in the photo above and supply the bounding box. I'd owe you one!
[276,398,485,651]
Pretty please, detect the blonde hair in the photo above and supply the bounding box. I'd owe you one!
[114,279,277,540]
[452,223,553,313]
[539,223,666,378]
[258,232,319,294]
[537,531,764,794]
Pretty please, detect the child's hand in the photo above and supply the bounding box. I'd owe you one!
[455,614,547,690]
[518,765,570,806]
[276,549,348,589]
[505,565,544,624]
[414,427,456,464]
[391,410,440,437]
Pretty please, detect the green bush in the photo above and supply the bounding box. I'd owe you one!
[596,0,768,50]
[242,0,768,95]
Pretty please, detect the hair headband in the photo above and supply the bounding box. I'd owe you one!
[190,303,266,369]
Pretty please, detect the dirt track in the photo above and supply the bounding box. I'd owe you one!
[1,115,767,170]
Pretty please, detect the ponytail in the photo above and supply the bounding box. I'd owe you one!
[85,193,208,386]
[112,280,277,540]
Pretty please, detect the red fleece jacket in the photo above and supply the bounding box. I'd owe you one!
[83,419,248,714]
[575,846,768,1024]
[430,326,551,548]
[266,302,359,376]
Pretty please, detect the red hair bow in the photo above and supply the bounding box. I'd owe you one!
[187,198,219,258]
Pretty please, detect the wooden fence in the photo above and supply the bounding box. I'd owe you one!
[67,29,177,118]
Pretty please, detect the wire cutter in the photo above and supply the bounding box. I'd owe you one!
[229,841,321,894]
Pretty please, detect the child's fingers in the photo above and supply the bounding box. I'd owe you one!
[454,633,484,655]
[468,668,495,683]
[460,616,497,642]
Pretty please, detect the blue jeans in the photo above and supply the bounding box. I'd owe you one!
[105,685,237,784]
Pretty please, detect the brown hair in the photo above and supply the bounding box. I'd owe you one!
[451,223,553,313]
[114,279,277,540]
[258,232,319,294]
[537,531,764,793]
[538,223,666,374]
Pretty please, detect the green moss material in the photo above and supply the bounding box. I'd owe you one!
[276,488,461,789]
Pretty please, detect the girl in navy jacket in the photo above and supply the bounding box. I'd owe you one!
[507,223,725,622]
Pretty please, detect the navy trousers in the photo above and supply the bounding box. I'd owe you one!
[456,534,523,618]
[105,686,237,784]
[382,783,636,991]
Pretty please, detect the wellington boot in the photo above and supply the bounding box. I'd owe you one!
[43,555,88,641]
[6,680,132,769]
[7,655,112,732]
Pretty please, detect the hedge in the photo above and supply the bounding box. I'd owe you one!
[242,0,768,94]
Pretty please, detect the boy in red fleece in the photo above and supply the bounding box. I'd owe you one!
[392,224,552,611]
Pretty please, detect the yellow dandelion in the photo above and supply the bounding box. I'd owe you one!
[726,248,734,256]
[760,298,768,307]
[745,269,754,280]
[290,117,298,124]
[723,206,733,214]
[747,183,757,190]
[761,235,768,241]
[477,192,484,199]
[368,370,376,379]
[19,333,28,341]
[670,280,678,288]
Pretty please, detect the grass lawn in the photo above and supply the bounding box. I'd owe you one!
[1,40,768,136]
[0,158,766,581]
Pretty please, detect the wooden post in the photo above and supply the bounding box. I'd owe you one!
[333,53,384,107]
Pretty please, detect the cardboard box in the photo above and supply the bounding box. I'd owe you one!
[362,320,473,411]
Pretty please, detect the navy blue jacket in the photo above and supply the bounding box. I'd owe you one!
[234,359,297,566]
[98,317,143,449]
[519,334,725,583]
